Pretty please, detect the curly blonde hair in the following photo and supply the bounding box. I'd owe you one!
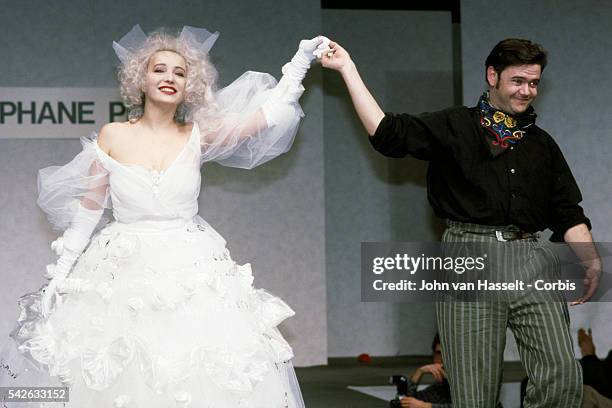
[117,28,218,123]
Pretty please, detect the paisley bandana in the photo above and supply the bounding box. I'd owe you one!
[478,91,537,157]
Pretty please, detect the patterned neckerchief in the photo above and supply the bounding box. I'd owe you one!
[478,91,537,157]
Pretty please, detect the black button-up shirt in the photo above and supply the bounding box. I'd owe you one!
[370,106,591,242]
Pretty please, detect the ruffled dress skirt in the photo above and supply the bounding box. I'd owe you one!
[0,219,304,407]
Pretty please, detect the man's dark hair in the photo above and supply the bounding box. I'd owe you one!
[485,38,548,77]
[432,332,440,352]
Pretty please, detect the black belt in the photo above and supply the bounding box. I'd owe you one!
[466,229,539,242]
[446,220,539,241]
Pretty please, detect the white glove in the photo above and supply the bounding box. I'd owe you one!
[41,274,67,318]
[281,35,330,83]
[41,203,102,317]
[312,37,331,59]
[262,35,330,127]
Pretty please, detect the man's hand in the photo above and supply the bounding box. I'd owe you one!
[570,265,601,305]
[400,397,432,408]
[319,41,353,74]
[416,363,446,383]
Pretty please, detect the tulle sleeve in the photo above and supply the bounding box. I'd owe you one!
[37,134,111,232]
[194,71,304,169]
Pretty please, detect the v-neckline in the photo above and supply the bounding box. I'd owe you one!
[94,122,197,174]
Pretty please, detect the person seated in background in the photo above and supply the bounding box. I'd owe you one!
[578,328,612,400]
[578,328,612,408]
[521,328,612,408]
[390,333,452,408]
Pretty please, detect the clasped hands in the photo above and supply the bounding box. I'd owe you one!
[298,35,331,61]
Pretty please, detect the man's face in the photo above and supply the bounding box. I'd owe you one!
[487,64,541,115]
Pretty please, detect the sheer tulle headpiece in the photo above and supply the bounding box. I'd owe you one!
[112,24,220,63]
[112,24,220,123]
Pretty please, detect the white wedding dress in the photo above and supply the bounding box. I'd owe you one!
[0,72,305,407]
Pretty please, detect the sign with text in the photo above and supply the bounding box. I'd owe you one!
[0,88,128,139]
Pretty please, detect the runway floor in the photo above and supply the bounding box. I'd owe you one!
[296,356,527,407]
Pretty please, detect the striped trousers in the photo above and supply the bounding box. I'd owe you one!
[435,221,582,407]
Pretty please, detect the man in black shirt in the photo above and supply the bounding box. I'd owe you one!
[321,38,601,408]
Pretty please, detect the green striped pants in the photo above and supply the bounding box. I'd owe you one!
[435,221,582,407]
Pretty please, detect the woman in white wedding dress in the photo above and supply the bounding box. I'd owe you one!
[0,25,329,408]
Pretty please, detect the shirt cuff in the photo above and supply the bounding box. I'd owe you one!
[368,113,392,149]
[549,216,592,242]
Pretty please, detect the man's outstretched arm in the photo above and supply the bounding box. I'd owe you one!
[320,40,385,136]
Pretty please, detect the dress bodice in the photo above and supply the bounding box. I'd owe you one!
[93,123,202,230]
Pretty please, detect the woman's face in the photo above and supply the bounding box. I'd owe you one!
[143,50,187,106]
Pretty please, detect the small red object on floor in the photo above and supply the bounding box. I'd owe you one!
[357,353,371,363]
